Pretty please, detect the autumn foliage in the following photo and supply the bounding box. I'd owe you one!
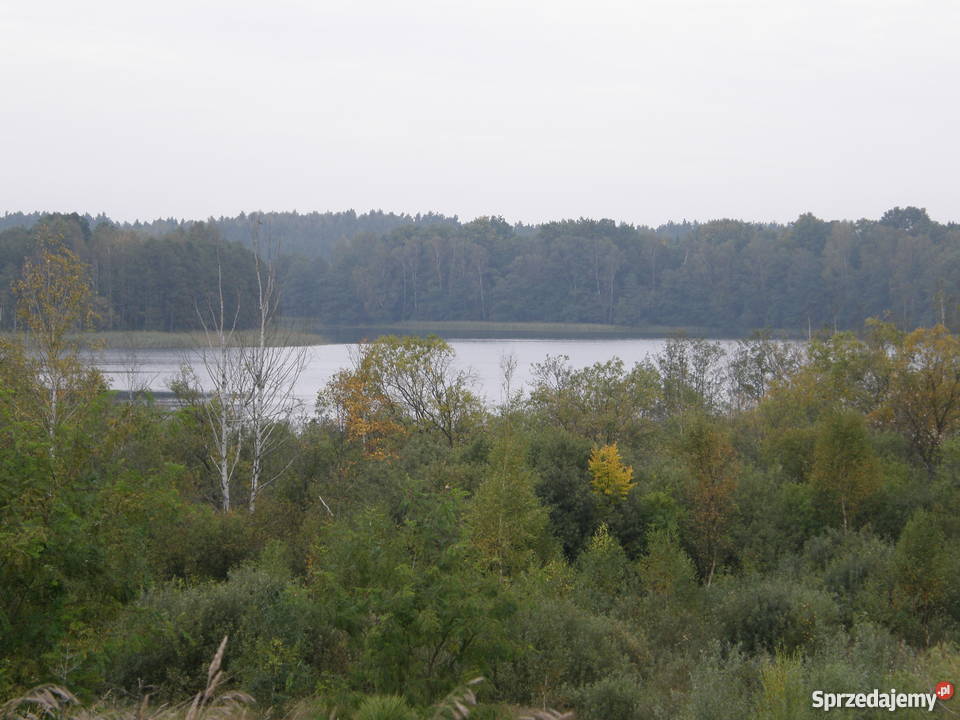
[587,443,635,499]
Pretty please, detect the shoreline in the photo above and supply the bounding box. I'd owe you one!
[2,322,803,350]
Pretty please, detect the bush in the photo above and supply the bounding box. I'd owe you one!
[498,596,643,708]
[801,529,893,621]
[731,469,817,571]
[353,694,418,720]
[152,505,264,581]
[529,429,598,559]
[573,524,634,614]
[887,509,960,644]
[104,559,338,705]
[716,575,840,654]
[570,672,646,720]
[677,643,761,720]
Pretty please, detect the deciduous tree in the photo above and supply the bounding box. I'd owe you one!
[587,443,635,499]
[241,219,307,511]
[809,409,880,531]
[466,434,553,578]
[193,247,247,512]
[359,335,481,446]
[12,236,101,456]
[679,416,738,586]
[881,324,960,476]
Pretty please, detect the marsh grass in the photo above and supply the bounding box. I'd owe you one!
[1,652,568,720]
[1,638,253,720]
[310,321,729,341]
[0,330,330,351]
[92,331,328,350]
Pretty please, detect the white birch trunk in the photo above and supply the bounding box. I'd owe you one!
[244,219,306,512]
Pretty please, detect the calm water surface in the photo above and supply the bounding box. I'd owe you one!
[96,338,740,408]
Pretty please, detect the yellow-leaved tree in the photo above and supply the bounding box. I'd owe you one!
[588,443,635,499]
[319,365,408,461]
[12,236,101,456]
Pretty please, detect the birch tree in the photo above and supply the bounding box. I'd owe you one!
[189,220,305,512]
[195,250,247,512]
[241,220,307,511]
[809,409,879,531]
[13,237,100,456]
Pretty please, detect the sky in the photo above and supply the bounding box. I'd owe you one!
[2,0,958,226]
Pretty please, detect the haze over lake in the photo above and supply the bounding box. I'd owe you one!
[96,338,741,408]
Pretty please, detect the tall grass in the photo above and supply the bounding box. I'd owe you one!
[0,638,252,720]
[0,648,570,720]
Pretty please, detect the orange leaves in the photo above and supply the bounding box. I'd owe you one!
[321,367,407,460]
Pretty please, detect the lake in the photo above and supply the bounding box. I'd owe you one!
[95,338,741,409]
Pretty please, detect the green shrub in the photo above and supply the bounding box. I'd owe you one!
[573,524,634,614]
[498,596,643,708]
[731,469,817,571]
[887,509,960,645]
[570,672,645,720]
[717,575,840,654]
[104,560,337,705]
[529,429,597,559]
[677,643,761,720]
[353,694,418,720]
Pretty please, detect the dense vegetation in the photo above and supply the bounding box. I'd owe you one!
[290,206,960,332]
[2,206,960,333]
[2,241,960,718]
[0,215,261,332]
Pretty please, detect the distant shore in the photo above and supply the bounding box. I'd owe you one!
[311,321,698,341]
[1,329,331,350]
[3,321,801,350]
[302,320,780,343]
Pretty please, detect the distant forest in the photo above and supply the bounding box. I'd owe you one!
[0,206,956,333]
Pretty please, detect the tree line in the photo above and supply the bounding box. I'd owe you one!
[289,206,960,332]
[0,211,453,332]
[0,215,262,332]
[0,208,455,259]
[2,206,958,334]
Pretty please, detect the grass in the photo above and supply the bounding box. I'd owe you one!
[0,638,254,720]
[307,320,741,342]
[0,330,331,351]
[0,643,565,720]
[4,319,787,350]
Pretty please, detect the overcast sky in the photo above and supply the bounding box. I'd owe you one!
[2,0,958,226]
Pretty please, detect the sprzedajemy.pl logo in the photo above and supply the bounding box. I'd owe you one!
[811,683,954,712]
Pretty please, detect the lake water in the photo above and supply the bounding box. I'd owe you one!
[96,338,740,409]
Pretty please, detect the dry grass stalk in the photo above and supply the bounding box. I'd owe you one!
[428,677,483,720]
[0,685,79,720]
[183,637,252,720]
[1,637,252,720]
